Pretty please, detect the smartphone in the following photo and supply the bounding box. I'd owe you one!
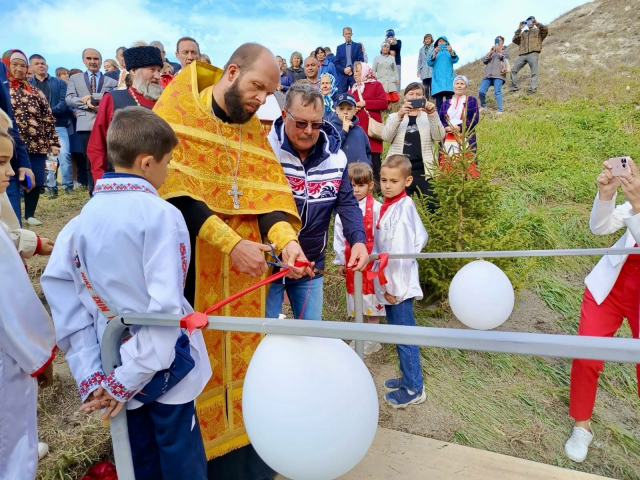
[20,174,32,190]
[495,38,500,45]
[609,156,631,176]
[409,98,426,109]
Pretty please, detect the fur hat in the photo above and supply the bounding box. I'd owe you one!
[123,46,163,71]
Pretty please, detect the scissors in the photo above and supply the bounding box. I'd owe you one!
[263,243,343,279]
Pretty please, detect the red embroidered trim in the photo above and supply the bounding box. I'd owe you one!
[78,371,106,401]
[93,182,155,195]
[30,346,57,378]
[180,243,188,286]
[102,371,135,402]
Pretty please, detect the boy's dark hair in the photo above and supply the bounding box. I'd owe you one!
[382,154,412,177]
[404,82,424,96]
[29,54,45,63]
[107,107,178,168]
[348,162,374,185]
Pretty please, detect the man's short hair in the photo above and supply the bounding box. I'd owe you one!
[116,46,126,55]
[382,154,412,177]
[82,48,102,60]
[284,83,323,111]
[324,47,332,54]
[343,27,353,34]
[149,40,164,51]
[224,43,271,74]
[176,36,200,53]
[107,107,178,169]
[28,54,45,63]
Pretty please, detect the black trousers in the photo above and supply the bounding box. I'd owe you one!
[433,91,453,113]
[422,78,432,99]
[406,169,437,213]
[371,152,382,190]
[77,131,93,195]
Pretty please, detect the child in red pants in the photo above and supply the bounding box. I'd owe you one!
[565,157,640,462]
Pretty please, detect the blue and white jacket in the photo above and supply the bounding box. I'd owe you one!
[268,117,366,282]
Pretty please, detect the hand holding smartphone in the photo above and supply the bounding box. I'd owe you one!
[609,156,631,176]
[409,98,427,109]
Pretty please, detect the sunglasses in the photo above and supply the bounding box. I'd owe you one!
[286,110,324,130]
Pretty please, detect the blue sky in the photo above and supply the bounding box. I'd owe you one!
[1,0,587,87]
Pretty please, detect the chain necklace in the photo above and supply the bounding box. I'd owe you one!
[212,111,243,209]
[128,88,142,107]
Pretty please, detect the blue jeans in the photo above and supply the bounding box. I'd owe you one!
[265,276,324,320]
[479,78,504,112]
[55,126,73,188]
[385,298,424,392]
[6,176,22,226]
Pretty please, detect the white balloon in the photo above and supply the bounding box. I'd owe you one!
[449,260,515,330]
[242,335,379,480]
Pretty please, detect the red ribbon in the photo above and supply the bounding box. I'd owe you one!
[365,253,389,286]
[376,191,407,229]
[179,260,312,331]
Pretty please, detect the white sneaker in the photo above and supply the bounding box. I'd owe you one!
[564,426,593,462]
[38,442,49,460]
[26,217,43,226]
[496,111,504,115]
[364,341,382,355]
[479,106,487,112]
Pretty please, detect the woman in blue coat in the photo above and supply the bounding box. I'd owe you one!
[427,36,459,111]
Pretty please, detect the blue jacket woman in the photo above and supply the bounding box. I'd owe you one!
[314,47,337,79]
[427,36,459,110]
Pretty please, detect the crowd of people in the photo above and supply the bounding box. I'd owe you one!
[1,15,629,480]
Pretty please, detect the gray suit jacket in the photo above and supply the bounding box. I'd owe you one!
[65,72,117,132]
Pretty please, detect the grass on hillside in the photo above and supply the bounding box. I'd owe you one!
[322,72,640,479]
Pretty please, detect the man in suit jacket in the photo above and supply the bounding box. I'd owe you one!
[65,48,117,193]
[335,27,364,94]
[0,62,33,224]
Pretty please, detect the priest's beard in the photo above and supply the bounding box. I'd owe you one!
[132,73,163,101]
[224,80,255,124]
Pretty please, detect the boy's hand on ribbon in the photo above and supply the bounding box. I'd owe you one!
[347,242,370,272]
[337,265,347,276]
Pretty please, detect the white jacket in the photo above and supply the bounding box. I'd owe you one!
[585,193,640,304]
[382,111,445,177]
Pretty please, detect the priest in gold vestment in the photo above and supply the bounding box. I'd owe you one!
[155,44,308,479]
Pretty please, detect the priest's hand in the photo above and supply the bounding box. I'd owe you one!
[230,240,272,278]
[347,242,370,272]
[282,241,314,279]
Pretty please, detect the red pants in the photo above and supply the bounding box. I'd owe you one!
[569,259,640,421]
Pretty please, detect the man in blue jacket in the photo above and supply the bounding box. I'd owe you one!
[0,62,33,224]
[29,54,72,195]
[335,27,365,94]
[267,83,369,320]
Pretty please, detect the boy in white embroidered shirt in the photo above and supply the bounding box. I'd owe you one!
[374,154,428,408]
[42,107,211,479]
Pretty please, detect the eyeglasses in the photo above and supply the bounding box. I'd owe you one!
[286,110,324,130]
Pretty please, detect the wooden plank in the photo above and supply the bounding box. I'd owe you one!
[335,428,610,480]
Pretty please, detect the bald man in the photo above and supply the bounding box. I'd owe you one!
[154,43,308,478]
[304,56,321,91]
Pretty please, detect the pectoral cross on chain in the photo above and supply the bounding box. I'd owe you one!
[228,181,243,210]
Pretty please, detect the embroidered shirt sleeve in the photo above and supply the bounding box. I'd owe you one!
[78,370,106,402]
[101,371,135,402]
[267,221,298,251]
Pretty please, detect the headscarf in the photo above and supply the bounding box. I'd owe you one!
[453,75,469,86]
[2,49,33,93]
[320,73,337,113]
[352,63,377,94]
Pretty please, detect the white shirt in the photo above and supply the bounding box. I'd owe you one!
[42,175,211,408]
[373,196,428,303]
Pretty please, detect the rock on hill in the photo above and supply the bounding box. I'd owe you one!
[458,0,640,101]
